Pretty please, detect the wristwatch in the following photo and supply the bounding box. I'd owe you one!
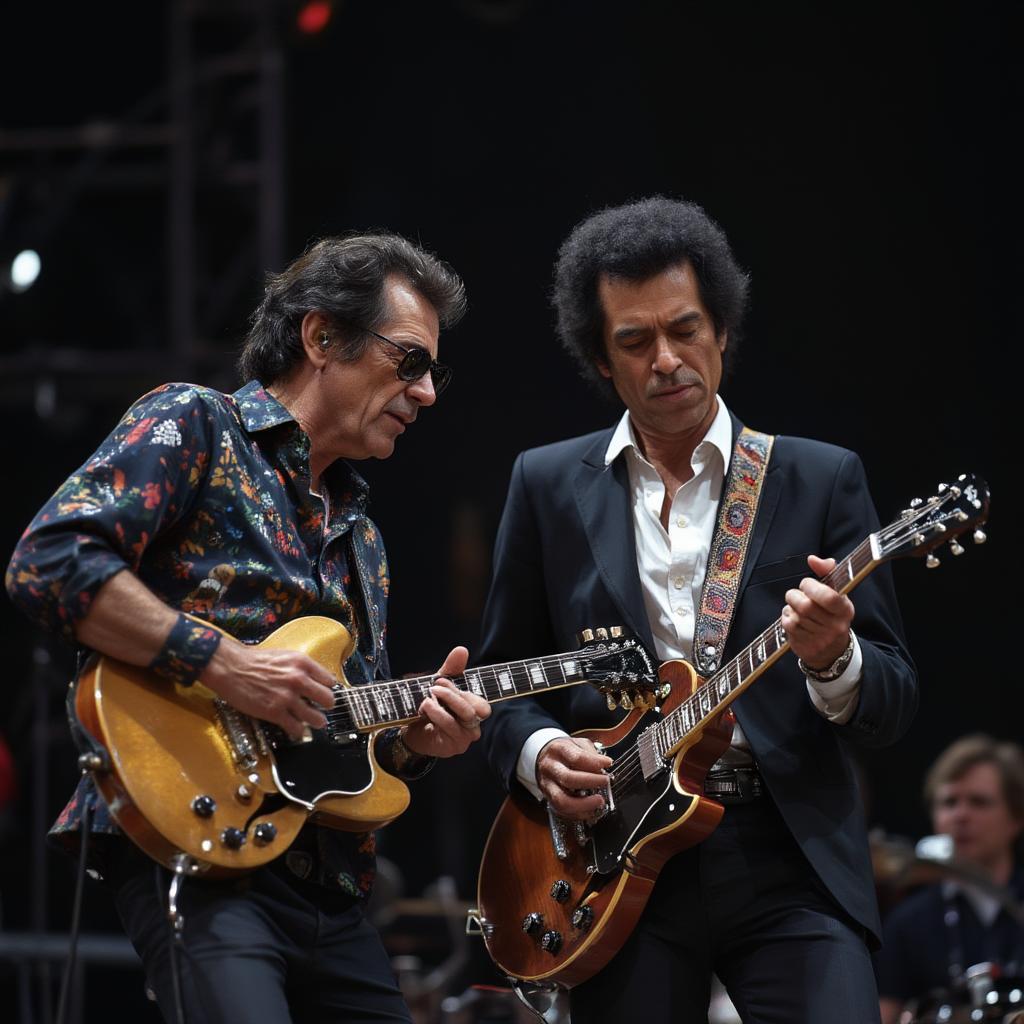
[798,632,855,683]
[391,728,435,779]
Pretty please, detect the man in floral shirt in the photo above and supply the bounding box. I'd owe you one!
[5,232,490,1023]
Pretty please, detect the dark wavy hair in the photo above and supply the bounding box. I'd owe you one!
[238,232,467,385]
[552,196,750,399]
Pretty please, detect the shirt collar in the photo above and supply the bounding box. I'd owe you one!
[233,380,295,433]
[604,395,734,471]
[232,379,370,513]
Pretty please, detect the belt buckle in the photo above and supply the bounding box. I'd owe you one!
[705,767,760,805]
[732,768,760,803]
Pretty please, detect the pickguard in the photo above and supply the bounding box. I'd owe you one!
[269,730,373,808]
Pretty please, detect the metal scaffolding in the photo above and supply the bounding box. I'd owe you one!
[0,0,286,394]
[0,4,287,1020]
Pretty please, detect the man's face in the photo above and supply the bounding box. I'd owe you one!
[322,275,441,461]
[596,261,726,444]
[932,761,1023,870]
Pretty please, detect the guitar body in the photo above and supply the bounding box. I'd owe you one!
[75,616,411,875]
[477,659,734,987]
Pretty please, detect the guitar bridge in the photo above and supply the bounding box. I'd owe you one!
[214,699,260,770]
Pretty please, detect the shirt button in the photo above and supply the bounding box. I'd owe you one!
[676,515,687,528]
[673,577,685,589]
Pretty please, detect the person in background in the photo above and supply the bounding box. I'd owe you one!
[876,734,1024,1023]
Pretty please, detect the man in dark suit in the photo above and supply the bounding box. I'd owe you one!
[476,196,918,1023]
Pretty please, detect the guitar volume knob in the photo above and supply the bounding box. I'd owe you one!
[220,827,246,850]
[540,930,563,954]
[571,906,594,930]
[522,912,544,934]
[191,795,216,818]
[550,879,572,903]
[253,822,278,845]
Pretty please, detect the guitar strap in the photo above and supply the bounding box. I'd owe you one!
[692,426,774,676]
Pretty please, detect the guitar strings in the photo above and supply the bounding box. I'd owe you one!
[605,496,959,803]
[323,651,633,729]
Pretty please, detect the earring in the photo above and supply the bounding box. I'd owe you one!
[319,331,330,350]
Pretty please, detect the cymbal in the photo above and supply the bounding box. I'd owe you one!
[870,834,1024,924]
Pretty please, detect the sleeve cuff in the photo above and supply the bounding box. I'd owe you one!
[516,727,571,801]
[805,632,863,724]
[148,613,221,687]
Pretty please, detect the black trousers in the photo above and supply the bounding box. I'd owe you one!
[110,846,411,1024]
[570,795,881,1024]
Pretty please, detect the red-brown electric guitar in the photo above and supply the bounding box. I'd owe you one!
[475,474,991,988]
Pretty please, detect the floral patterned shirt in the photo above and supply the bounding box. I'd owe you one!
[5,380,416,899]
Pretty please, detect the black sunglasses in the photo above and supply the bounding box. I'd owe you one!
[364,328,452,396]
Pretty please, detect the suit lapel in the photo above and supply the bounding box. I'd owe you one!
[572,432,657,654]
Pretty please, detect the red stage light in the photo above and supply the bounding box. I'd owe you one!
[296,1,332,35]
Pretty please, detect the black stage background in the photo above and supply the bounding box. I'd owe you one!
[0,2,1018,1020]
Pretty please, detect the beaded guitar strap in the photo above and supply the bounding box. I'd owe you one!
[692,426,775,676]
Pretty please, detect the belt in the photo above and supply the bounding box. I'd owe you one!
[703,766,763,805]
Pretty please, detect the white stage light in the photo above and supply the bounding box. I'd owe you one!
[10,249,41,292]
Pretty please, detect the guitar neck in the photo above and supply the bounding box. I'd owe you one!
[330,651,591,733]
[655,535,880,758]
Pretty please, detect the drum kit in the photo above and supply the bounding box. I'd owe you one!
[871,833,1024,1024]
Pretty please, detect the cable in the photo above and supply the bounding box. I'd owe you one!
[54,793,91,1024]
[157,862,188,1024]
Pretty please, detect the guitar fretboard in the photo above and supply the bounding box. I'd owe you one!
[326,652,591,733]
[638,537,878,776]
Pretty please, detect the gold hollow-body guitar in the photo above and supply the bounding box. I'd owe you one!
[74,615,657,877]
[475,474,991,990]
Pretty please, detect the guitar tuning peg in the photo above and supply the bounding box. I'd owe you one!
[609,626,624,638]
[577,628,595,644]
[937,483,948,493]
[909,498,923,508]
[606,692,617,712]
[973,529,987,544]
[926,553,940,569]
[619,691,634,711]
[949,539,965,556]
[594,627,609,640]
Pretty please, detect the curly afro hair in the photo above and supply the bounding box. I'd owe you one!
[552,196,749,400]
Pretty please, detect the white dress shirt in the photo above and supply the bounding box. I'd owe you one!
[517,397,862,798]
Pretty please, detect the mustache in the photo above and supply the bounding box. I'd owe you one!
[388,406,418,424]
[648,373,702,396]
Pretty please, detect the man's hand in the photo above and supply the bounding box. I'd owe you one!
[401,646,491,759]
[781,555,855,670]
[200,636,337,741]
[536,736,613,820]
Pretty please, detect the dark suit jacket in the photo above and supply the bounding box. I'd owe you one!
[476,412,918,943]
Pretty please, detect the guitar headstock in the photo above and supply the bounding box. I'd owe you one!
[575,626,660,711]
[878,473,991,566]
